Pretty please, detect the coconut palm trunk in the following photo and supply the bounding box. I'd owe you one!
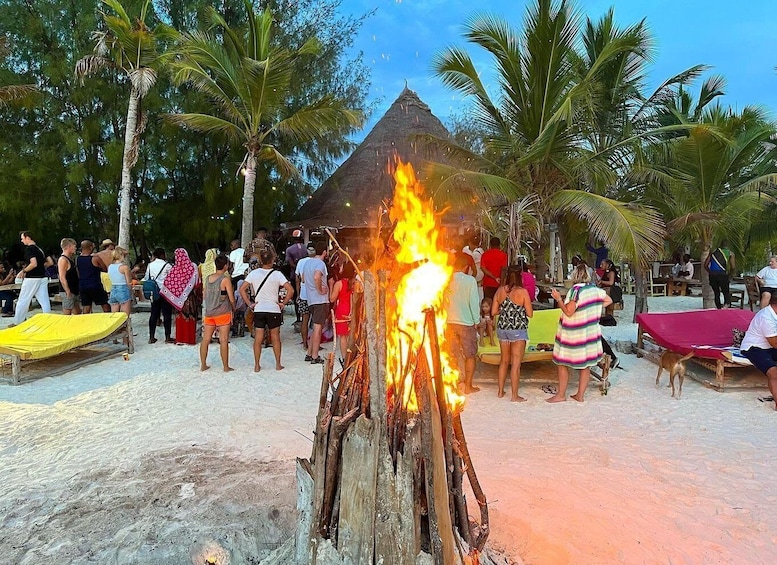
[118,87,140,250]
[241,153,257,250]
[699,239,713,309]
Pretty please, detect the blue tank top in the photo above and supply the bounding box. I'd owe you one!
[108,263,127,286]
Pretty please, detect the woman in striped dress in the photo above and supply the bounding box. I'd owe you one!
[547,263,612,403]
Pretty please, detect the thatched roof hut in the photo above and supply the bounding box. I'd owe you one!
[290,87,461,232]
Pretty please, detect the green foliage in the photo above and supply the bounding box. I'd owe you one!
[0,0,370,260]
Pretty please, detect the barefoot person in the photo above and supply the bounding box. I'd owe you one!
[491,265,533,401]
[240,248,294,372]
[200,254,236,372]
[445,252,482,394]
[548,263,611,403]
[739,293,777,411]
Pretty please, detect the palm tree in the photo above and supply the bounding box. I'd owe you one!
[640,101,777,308]
[427,0,666,281]
[166,0,362,248]
[75,0,174,249]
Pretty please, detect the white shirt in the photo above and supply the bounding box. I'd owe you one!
[143,258,172,285]
[741,306,777,351]
[756,266,777,288]
[463,245,484,282]
[229,248,248,277]
[680,261,694,281]
[295,257,310,301]
[245,267,287,313]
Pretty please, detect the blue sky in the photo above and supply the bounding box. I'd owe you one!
[339,0,777,134]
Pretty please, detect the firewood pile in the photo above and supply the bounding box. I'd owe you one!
[261,272,494,565]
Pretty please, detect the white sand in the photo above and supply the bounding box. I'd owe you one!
[1,293,776,564]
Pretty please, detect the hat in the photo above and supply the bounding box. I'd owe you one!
[100,238,115,249]
[292,229,303,238]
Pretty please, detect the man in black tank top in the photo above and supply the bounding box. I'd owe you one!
[77,240,110,314]
[58,237,81,315]
[12,231,52,326]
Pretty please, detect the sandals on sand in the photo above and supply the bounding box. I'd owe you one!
[541,385,558,395]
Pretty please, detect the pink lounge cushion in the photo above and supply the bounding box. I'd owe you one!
[636,308,754,360]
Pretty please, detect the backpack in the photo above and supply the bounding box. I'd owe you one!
[143,262,168,301]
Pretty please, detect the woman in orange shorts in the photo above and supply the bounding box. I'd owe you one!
[200,254,236,372]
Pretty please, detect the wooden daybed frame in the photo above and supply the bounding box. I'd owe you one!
[0,313,134,385]
[636,309,763,391]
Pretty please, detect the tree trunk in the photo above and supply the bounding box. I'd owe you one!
[241,152,257,250]
[632,268,648,322]
[699,241,713,309]
[118,87,140,250]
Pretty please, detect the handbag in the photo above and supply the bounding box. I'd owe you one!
[142,262,168,301]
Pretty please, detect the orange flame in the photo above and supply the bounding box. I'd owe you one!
[385,160,465,413]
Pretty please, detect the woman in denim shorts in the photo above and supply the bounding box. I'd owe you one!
[491,266,533,402]
[107,247,133,315]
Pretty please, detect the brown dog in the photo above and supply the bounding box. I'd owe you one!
[656,351,695,399]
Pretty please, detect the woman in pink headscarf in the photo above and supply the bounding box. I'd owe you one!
[160,248,199,312]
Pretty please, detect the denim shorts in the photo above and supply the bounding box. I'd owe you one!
[496,328,529,343]
[108,284,131,305]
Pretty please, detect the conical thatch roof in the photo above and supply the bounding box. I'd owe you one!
[291,88,456,229]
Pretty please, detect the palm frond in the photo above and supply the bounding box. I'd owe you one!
[0,84,38,106]
[553,190,665,267]
[74,54,112,80]
[163,113,243,142]
[257,145,299,178]
[129,67,157,97]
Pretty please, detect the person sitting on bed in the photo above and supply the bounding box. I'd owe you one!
[739,293,777,411]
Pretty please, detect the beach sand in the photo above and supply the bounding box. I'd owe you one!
[1,293,775,564]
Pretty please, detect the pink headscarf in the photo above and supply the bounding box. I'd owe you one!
[160,248,198,311]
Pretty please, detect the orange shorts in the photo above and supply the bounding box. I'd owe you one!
[204,312,232,327]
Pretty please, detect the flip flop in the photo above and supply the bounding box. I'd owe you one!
[541,385,557,395]
[758,396,774,402]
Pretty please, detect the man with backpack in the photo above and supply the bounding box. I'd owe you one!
[144,247,173,344]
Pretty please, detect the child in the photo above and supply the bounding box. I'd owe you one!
[476,297,496,347]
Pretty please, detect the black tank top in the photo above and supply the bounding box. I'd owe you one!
[77,255,102,290]
[64,255,79,294]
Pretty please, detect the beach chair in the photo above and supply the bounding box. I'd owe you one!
[0,313,133,385]
[648,271,667,296]
[477,308,611,392]
[636,309,763,391]
[744,276,761,311]
[477,308,560,366]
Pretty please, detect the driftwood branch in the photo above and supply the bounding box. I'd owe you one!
[453,413,489,551]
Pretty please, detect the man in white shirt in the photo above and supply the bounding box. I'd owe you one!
[295,244,315,349]
[228,239,248,287]
[143,247,173,344]
[740,293,777,411]
[302,241,329,364]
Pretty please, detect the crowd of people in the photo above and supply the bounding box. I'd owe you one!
[1,229,361,376]
[4,228,776,406]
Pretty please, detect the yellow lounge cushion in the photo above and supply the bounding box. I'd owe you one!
[478,308,560,365]
[0,313,128,360]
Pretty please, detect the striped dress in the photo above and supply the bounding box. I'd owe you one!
[553,283,606,368]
